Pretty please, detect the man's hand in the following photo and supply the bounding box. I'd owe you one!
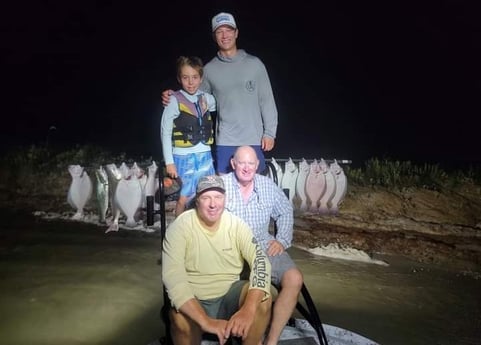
[267,239,285,256]
[203,318,230,345]
[177,299,231,345]
[261,137,275,151]
[224,307,254,340]
[162,89,174,107]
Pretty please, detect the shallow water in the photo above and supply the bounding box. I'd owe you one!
[0,209,480,345]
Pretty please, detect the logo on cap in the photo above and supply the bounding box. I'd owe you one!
[212,12,237,32]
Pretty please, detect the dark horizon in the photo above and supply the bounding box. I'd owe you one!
[2,1,480,169]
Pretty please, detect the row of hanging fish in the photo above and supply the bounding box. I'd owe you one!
[267,158,348,215]
[67,161,159,232]
[67,157,347,231]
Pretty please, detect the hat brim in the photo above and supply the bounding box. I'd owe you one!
[197,187,226,196]
[212,23,236,32]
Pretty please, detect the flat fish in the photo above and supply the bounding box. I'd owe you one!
[268,157,283,187]
[131,162,148,208]
[105,163,122,233]
[145,161,159,197]
[118,162,131,179]
[329,159,348,215]
[67,165,93,220]
[318,158,336,215]
[130,162,144,178]
[94,165,109,223]
[281,157,298,203]
[295,158,310,212]
[114,173,143,228]
[305,159,326,213]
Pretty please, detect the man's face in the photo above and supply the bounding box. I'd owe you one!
[214,25,238,51]
[231,150,259,184]
[196,190,225,227]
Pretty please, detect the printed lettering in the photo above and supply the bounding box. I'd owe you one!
[252,244,268,289]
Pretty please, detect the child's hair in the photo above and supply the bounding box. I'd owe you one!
[176,56,204,78]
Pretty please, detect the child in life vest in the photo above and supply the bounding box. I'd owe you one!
[160,56,216,217]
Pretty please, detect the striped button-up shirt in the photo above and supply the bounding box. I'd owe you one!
[221,172,294,252]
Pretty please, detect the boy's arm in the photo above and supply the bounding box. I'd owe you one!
[160,96,179,166]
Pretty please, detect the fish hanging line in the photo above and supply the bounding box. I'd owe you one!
[76,160,161,172]
[266,158,352,165]
[76,158,352,174]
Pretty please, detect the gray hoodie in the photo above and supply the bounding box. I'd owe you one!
[202,49,278,146]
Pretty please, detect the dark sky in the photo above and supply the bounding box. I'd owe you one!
[2,1,480,168]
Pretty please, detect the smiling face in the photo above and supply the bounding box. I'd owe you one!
[196,189,225,229]
[214,25,238,53]
[231,146,259,185]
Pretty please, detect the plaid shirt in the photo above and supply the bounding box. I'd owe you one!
[221,172,294,252]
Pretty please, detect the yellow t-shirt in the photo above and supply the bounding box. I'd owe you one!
[162,208,271,310]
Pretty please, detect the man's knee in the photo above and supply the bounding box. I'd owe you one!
[169,308,201,340]
[169,309,188,334]
[282,268,304,291]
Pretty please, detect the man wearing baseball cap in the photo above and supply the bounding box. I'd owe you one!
[162,11,279,175]
[162,175,272,345]
[211,12,237,31]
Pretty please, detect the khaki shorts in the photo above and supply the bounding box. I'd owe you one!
[269,252,297,286]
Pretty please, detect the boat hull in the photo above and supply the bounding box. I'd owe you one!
[148,318,380,345]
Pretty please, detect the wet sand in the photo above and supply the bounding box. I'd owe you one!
[1,209,480,345]
[0,209,164,345]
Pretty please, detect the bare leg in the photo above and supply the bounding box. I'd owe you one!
[169,308,203,345]
[265,268,303,345]
[235,284,272,345]
[243,301,272,344]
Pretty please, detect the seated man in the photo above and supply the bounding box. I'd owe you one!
[162,175,272,345]
[221,146,304,345]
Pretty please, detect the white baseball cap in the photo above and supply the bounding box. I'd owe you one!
[211,12,237,32]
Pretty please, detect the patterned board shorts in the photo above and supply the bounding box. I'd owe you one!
[173,151,215,198]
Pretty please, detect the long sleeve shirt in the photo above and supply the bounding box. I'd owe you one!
[202,49,278,146]
[160,89,216,165]
[161,208,271,310]
[221,173,294,252]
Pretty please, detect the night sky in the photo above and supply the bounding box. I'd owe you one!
[2,1,480,168]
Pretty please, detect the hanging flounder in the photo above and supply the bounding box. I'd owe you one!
[119,162,131,179]
[105,163,122,233]
[305,159,326,213]
[131,162,148,208]
[67,165,93,220]
[281,157,298,204]
[295,158,310,212]
[329,159,348,215]
[114,172,143,228]
[318,158,336,215]
[94,165,109,223]
[145,161,159,198]
[268,157,284,187]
